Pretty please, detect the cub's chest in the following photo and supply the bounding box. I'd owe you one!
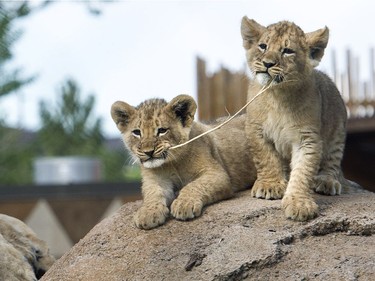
[162,164,200,188]
[261,110,300,157]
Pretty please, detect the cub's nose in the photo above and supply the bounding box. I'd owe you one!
[144,150,154,157]
[263,61,276,68]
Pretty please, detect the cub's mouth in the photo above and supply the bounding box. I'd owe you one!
[255,71,283,84]
[141,151,168,169]
[255,71,272,86]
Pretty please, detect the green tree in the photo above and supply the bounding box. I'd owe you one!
[0,2,36,185]
[0,0,110,99]
[37,79,103,156]
[0,2,34,98]
[37,78,132,182]
[0,1,120,184]
[0,122,34,184]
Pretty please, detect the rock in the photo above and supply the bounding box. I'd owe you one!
[0,214,55,281]
[41,188,375,281]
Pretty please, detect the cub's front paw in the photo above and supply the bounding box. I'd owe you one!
[251,178,286,200]
[170,197,203,221]
[281,194,318,221]
[314,175,342,195]
[134,203,169,230]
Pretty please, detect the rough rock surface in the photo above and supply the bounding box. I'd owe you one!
[42,188,375,281]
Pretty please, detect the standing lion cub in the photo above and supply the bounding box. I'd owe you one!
[241,18,351,221]
[111,95,256,229]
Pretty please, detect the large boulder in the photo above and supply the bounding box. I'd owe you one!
[42,188,375,281]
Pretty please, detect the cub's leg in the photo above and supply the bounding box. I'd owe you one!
[171,166,233,220]
[134,180,174,230]
[246,123,287,199]
[314,131,346,195]
[282,131,321,221]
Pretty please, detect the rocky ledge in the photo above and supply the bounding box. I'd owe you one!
[42,188,375,281]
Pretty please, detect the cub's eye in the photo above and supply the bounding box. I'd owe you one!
[132,129,141,138]
[258,43,267,51]
[283,48,295,55]
[157,128,169,136]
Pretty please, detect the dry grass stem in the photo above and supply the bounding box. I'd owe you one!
[170,83,271,150]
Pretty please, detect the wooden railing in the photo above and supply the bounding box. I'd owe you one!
[197,57,248,122]
[333,49,375,119]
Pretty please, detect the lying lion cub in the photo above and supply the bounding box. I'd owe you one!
[111,95,256,229]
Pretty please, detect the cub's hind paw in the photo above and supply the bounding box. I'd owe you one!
[171,197,203,220]
[134,203,169,230]
[314,175,342,195]
[251,178,287,200]
[282,194,318,221]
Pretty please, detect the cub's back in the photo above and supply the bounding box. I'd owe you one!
[314,70,347,139]
[209,114,256,191]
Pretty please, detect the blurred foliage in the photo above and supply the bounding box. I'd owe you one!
[37,79,104,156]
[100,148,138,182]
[0,1,35,184]
[0,0,134,185]
[123,166,141,182]
[36,78,134,182]
[0,1,34,98]
[0,78,136,184]
[0,121,34,184]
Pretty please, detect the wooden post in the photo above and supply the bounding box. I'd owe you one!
[371,49,375,116]
[331,49,338,85]
[346,49,355,117]
[211,68,226,119]
[228,72,243,114]
[370,48,375,102]
[197,57,208,121]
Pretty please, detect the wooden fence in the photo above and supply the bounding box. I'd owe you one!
[197,57,248,122]
[197,53,375,133]
[332,49,375,119]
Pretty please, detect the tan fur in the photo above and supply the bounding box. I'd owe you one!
[111,95,256,229]
[0,214,55,280]
[241,18,348,221]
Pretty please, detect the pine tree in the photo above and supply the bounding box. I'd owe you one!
[0,2,34,98]
[37,78,131,182]
[37,79,104,156]
[0,2,35,184]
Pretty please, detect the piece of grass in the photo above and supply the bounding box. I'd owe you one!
[170,83,271,150]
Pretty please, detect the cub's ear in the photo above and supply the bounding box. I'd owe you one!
[111,101,136,133]
[306,26,329,67]
[166,95,197,127]
[241,17,266,50]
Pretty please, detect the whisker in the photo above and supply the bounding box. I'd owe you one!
[167,151,177,163]
[130,156,138,166]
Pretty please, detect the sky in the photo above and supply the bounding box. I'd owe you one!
[2,0,375,137]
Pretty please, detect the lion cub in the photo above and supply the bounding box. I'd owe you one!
[241,18,349,221]
[0,214,55,280]
[111,95,256,229]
